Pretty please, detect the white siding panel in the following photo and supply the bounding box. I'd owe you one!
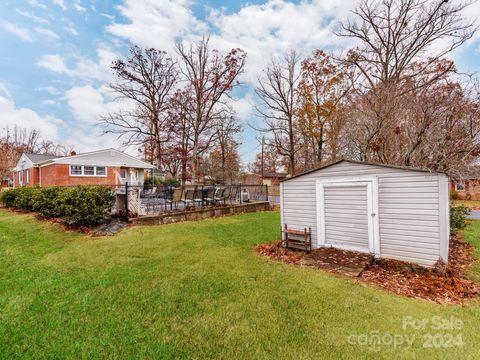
[281,160,447,266]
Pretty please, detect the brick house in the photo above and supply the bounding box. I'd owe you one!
[450,167,480,200]
[13,149,154,188]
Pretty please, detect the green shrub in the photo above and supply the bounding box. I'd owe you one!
[144,176,163,186]
[31,186,64,218]
[14,187,42,211]
[58,186,115,227]
[162,178,181,187]
[144,177,181,187]
[0,185,115,227]
[450,205,471,234]
[0,188,20,207]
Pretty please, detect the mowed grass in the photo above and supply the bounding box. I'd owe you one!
[463,220,480,284]
[451,200,480,209]
[0,210,479,359]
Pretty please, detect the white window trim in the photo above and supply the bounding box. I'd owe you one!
[455,180,465,191]
[26,169,29,184]
[69,165,108,177]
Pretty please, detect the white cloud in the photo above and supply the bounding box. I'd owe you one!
[106,0,354,83]
[230,91,255,124]
[64,23,79,36]
[0,82,12,99]
[16,9,50,24]
[208,0,354,82]
[63,85,132,151]
[51,0,66,10]
[42,99,58,105]
[1,21,32,42]
[65,85,105,123]
[0,96,60,140]
[37,47,119,82]
[74,1,87,13]
[107,0,207,52]
[36,86,61,95]
[37,54,70,74]
[27,0,48,9]
[36,27,60,41]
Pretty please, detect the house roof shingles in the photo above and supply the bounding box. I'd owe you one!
[24,153,61,164]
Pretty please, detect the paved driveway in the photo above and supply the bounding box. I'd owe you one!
[467,210,480,220]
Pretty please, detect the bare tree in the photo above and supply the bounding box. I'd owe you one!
[255,51,302,175]
[165,89,195,183]
[103,46,178,170]
[176,37,246,183]
[0,125,71,182]
[339,0,477,92]
[209,115,242,184]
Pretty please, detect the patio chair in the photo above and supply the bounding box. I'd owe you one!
[184,189,195,209]
[154,186,165,199]
[204,187,215,205]
[166,188,183,210]
[193,188,204,206]
[230,186,241,204]
[141,187,156,199]
[214,188,225,205]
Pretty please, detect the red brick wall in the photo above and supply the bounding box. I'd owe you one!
[450,179,480,200]
[12,168,40,187]
[40,164,119,187]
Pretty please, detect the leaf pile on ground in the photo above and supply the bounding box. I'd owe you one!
[302,247,372,267]
[447,234,477,277]
[256,241,305,264]
[360,235,479,304]
[257,236,479,304]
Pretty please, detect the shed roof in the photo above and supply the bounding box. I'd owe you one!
[280,159,442,183]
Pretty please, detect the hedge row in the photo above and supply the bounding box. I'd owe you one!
[0,186,115,227]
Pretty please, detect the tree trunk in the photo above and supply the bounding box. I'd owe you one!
[317,126,324,165]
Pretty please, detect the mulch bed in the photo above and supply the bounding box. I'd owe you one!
[255,236,479,304]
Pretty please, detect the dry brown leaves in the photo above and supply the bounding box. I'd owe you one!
[360,235,479,304]
[256,236,480,305]
[256,241,305,264]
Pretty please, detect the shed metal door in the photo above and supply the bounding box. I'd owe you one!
[317,179,379,254]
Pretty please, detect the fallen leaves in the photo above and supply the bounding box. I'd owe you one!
[256,235,480,305]
[256,241,305,264]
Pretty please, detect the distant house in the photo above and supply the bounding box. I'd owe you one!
[12,149,155,188]
[262,172,287,186]
[450,167,480,200]
[237,171,287,186]
[1,175,12,190]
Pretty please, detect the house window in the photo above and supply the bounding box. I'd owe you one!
[70,165,83,175]
[119,169,126,179]
[84,166,95,176]
[69,165,108,177]
[26,169,29,184]
[18,171,23,185]
[96,167,106,176]
[455,180,465,191]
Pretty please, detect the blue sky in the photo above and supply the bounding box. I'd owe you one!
[1,0,480,164]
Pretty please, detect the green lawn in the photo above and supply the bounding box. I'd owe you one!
[0,210,479,359]
[451,200,480,209]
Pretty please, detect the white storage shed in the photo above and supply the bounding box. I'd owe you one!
[280,160,450,267]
